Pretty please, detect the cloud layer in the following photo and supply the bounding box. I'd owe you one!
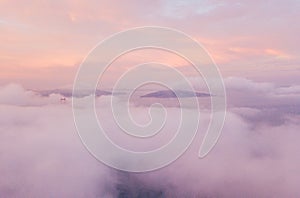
[0,78,299,197]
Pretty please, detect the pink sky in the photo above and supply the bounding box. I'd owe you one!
[1,0,299,88]
[1,1,300,196]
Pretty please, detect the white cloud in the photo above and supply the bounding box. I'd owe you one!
[0,79,299,197]
[0,84,63,106]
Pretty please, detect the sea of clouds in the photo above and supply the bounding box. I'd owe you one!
[0,77,299,197]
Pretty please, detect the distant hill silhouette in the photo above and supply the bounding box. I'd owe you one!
[141,90,210,98]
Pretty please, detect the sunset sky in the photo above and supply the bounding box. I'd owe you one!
[1,1,300,197]
[1,0,299,88]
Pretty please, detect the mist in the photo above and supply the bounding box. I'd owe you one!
[0,78,299,197]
